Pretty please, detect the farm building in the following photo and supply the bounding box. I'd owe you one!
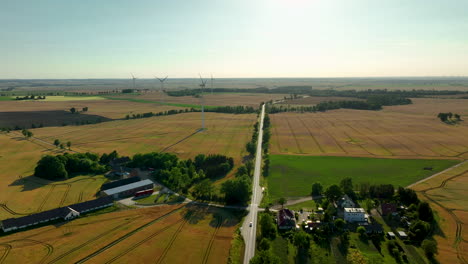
[101,176,141,191]
[102,179,154,199]
[344,208,367,223]
[1,197,114,233]
[277,209,296,230]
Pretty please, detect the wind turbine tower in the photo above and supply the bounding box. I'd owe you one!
[131,73,137,90]
[199,74,208,131]
[155,76,168,102]
[210,74,214,94]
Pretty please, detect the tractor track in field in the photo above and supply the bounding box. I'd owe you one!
[78,191,84,203]
[46,216,141,264]
[0,202,28,216]
[3,239,54,264]
[285,117,303,154]
[0,244,12,264]
[36,185,56,212]
[104,217,187,263]
[202,215,222,264]
[155,211,194,264]
[314,116,348,154]
[342,122,395,156]
[75,206,185,264]
[58,184,71,207]
[296,116,324,153]
[414,166,468,264]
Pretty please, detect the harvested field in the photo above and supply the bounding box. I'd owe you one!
[0,99,186,127]
[270,99,468,159]
[0,133,106,219]
[267,155,458,201]
[108,92,285,107]
[412,161,468,264]
[0,204,240,264]
[32,112,256,163]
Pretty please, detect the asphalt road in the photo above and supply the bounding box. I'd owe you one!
[242,104,265,264]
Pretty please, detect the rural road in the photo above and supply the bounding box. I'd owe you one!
[242,104,265,264]
[406,159,468,189]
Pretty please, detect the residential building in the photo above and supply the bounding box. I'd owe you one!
[337,194,356,209]
[277,209,296,230]
[344,208,366,223]
[381,203,397,216]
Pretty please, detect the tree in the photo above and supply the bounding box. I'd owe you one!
[221,176,251,205]
[250,250,279,264]
[334,218,345,232]
[192,179,214,200]
[278,197,286,208]
[418,202,434,222]
[82,107,88,112]
[421,239,437,258]
[357,226,366,238]
[26,131,33,138]
[340,177,354,196]
[258,238,271,251]
[260,213,276,239]
[59,143,65,149]
[34,155,68,180]
[293,231,310,249]
[311,182,323,196]
[54,139,61,147]
[70,107,76,114]
[66,141,71,150]
[325,184,343,201]
[246,141,256,156]
[454,114,461,121]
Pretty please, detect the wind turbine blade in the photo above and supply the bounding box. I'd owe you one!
[163,76,168,82]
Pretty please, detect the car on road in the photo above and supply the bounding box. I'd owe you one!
[249,222,253,227]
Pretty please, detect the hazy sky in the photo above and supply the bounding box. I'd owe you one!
[1,0,467,78]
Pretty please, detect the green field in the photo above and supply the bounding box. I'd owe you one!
[267,155,459,200]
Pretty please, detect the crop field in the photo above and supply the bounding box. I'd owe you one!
[412,161,468,264]
[32,112,256,163]
[270,99,468,159]
[0,204,240,264]
[0,133,106,219]
[267,155,459,201]
[0,98,186,128]
[108,92,286,107]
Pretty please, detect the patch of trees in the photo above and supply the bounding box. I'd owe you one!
[122,89,134,93]
[21,129,33,139]
[34,152,107,180]
[15,95,46,100]
[127,152,235,196]
[69,107,89,114]
[437,112,462,123]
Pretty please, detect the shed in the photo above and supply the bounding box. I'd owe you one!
[387,232,396,239]
[102,179,154,199]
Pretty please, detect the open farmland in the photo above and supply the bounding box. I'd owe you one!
[267,155,459,201]
[0,204,240,264]
[31,112,256,163]
[0,98,186,128]
[411,161,468,264]
[270,99,468,159]
[107,92,286,107]
[0,133,106,219]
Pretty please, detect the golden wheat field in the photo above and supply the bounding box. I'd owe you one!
[0,204,240,264]
[270,99,468,159]
[412,161,468,264]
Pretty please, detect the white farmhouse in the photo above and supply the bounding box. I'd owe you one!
[344,208,366,223]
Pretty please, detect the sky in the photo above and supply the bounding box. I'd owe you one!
[1,0,467,78]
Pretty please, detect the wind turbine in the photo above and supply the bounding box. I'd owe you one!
[131,73,137,90]
[155,76,168,93]
[199,74,208,131]
[210,74,214,94]
[155,76,169,101]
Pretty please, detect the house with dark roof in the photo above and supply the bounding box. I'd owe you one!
[337,194,356,209]
[277,209,296,230]
[381,203,397,216]
[1,196,114,233]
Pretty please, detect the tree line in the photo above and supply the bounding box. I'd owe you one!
[125,105,258,120]
[15,95,46,100]
[166,86,313,97]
